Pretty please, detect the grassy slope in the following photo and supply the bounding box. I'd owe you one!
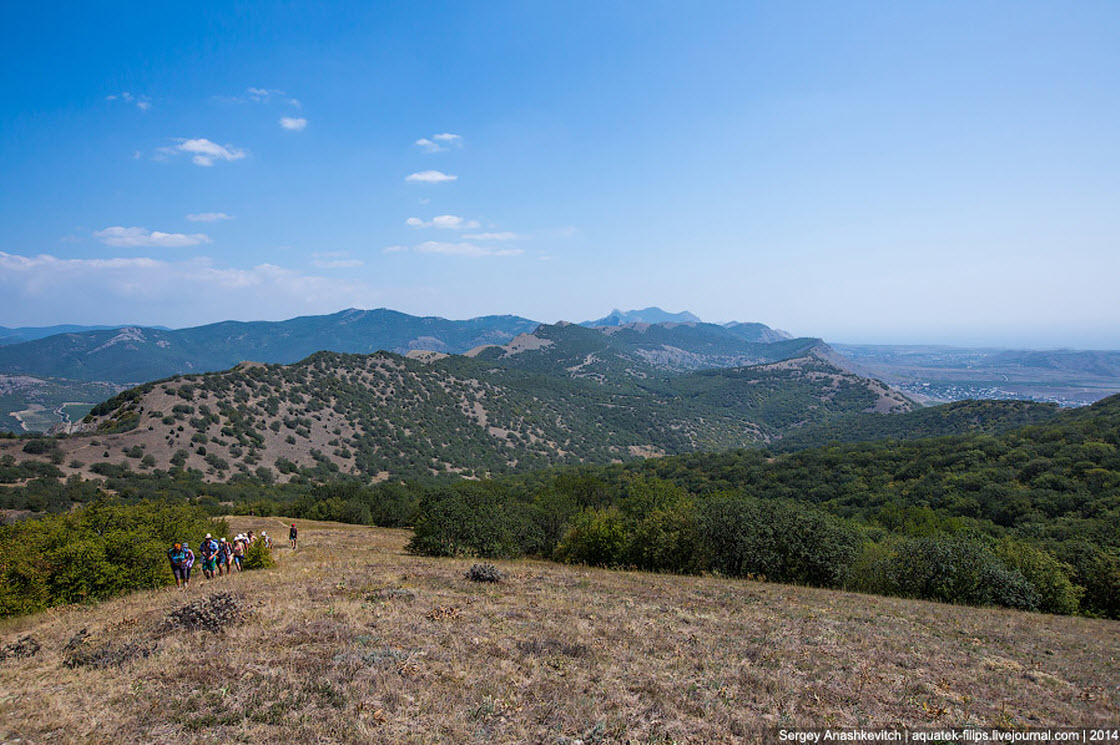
[1,519,1117,743]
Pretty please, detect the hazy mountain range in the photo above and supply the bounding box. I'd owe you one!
[0,319,915,482]
[2,306,1119,434]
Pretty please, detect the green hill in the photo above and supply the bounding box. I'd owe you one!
[0,325,912,485]
[401,393,1120,618]
[771,398,1062,452]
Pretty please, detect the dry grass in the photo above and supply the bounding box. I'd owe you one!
[1,518,1117,744]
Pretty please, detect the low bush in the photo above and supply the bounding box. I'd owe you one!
[242,539,276,570]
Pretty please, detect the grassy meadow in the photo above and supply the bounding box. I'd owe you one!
[1,517,1117,744]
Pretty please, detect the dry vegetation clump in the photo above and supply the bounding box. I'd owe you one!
[364,586,416,602]
[465,563,503,583]
[163,591,244,633]
[0,634,40,661]
[0,517,1118,744]
[516,638,590,659]
[61,627,155,669]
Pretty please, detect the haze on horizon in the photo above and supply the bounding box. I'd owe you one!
[2,2,1119,349]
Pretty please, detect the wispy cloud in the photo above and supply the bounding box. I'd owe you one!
[312,258,364,269]
[279,116,308,131]
[106,91,151,111]
[405,170,457,184]
[186,212,233,223]
[405,215,480,230]
[246,87,285,102]
[0,252,375,326]
[162,138,246,167]
[386,241,522,258]
[94,226,211,248]
[415,132,463,153]
[462,231,521,241]
[311,251,363,269]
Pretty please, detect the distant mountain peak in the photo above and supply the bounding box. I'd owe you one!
[581,307,702,327]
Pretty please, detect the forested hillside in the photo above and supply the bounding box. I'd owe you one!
[0,333,911,485]
[401,393,1120,618]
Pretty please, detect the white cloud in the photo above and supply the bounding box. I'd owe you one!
[246,87,285,102]
[173,138,246,167]
[405,170,457,183]
[107,91,151,111]
[94,226,211,248]
[409,241,522,258]
[186,212,233,223]
[312,259,364,269]
[462,231,521,241]
[279,116,308,131]
[415,132,463,153]
[382,245,409,253]
[0,251,375,326]
[405,215,480,230]
[310,251,362,269]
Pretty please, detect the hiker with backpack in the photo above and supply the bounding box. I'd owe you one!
[182,542,195,587]
[199,534,219,579]
[167,543,188,588]
[289,523,298,550]
[217,538,231,576]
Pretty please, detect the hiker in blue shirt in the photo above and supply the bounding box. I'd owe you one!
[199,534,219,579]
[167,543,188,588]
[182,542,195,587]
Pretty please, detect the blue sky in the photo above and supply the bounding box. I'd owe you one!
[2,1,1119,347]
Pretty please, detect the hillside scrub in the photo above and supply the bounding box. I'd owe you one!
[405,393,1120,617]
[0,499,226,617]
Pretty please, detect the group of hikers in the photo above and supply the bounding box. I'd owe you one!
[165,523,298,588]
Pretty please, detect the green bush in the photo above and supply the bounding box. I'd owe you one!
[888,537,1039,611]
[699,494,860,587]
[406,483,521,558]
[0,498,225,618]
[626,500,705,573]
[995,539,1082,615]
[554,507,627,567]
[242,539,276,570]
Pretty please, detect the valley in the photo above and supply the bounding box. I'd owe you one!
[835,344,1120,407]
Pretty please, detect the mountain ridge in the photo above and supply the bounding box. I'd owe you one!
[0,325,914,484]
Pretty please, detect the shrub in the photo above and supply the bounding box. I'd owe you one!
[554,506,627,567]
[888,537,1039,611]
[465,563,503,582]
[995,539,1081,615]
[21,439,55,455]
[242,539,275,570]
[0,499,225,618]
[699,494,861,587]
[406,483,521,558]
